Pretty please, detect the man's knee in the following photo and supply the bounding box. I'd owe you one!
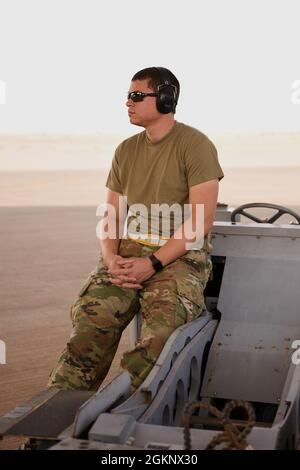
[70,271,139,328]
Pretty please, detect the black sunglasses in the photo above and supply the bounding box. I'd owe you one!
[127,91,158,102]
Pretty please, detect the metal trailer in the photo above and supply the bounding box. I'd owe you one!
[1,203,300,450]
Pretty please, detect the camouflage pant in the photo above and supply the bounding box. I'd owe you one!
[47,238,212,392]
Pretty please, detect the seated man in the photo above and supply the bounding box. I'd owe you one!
[47,67,224,392]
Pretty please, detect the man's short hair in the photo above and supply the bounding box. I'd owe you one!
[131,67,180,113]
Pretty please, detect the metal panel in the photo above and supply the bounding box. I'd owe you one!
[88,413,135,443]
[0,388,58,436]
[2,390,93,438]
[211,223,300,261]
[50,437,142,450]
[111,313,212,420]
[139,321,218,425]
[213,222,300,239]
[201,256,300,403]
[72,371,131,438]
[130,422,279,450]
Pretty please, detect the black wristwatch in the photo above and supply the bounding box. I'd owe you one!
[149,254,164,272]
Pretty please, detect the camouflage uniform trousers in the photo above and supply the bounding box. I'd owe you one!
[47,238,212,392]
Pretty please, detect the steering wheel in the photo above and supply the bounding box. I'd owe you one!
[231,202,300,225]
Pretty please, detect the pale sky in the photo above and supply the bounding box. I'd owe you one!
[0,0,300,135]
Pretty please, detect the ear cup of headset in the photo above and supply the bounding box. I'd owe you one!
[156,84,176,114]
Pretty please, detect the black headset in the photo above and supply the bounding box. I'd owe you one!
[155,67,178,114]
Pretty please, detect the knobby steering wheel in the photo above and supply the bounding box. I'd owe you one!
[230,202,300,225]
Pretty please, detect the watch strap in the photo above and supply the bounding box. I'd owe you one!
[149,254,164,272]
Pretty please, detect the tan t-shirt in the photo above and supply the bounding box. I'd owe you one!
[106,121,224,246]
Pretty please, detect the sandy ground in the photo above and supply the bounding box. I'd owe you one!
[1,132,300,170]
[0,167,300,208]
[0,168,299,449]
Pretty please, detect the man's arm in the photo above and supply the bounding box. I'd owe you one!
[100,189,145,289]
[99,189,127,267]
[109,179,219,288]
[152,178,219,266]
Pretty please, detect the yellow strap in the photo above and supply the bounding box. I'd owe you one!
[126,233,169,247]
